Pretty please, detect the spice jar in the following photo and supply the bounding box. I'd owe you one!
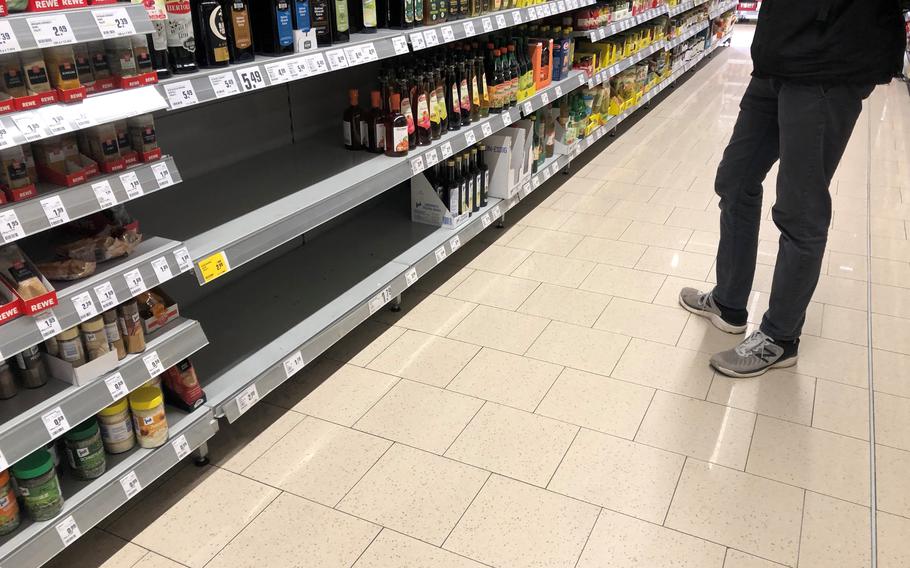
[57,327,86,368]
[14,345,48,388]
[118,300,145,354]
[12,449,63,521]
[0,360,17,400]
[97,398,135,454]
[129,386,167,448]
[103,309,126,360]
[63,419,106,480]
[0,469,20,535]
[79,316,110,361]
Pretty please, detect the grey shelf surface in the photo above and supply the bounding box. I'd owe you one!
[1,3,153,54]
[0,317,207,472]
[708,0,738,18]
[0,405,217,568]
[573,5,669,41]
[668,0,709,17]
[0,156,182,246]
[182,106,522,285]
[587,40,667,88]
[666,20,710,49]
[0,236,192,360]
[519,70,588,117]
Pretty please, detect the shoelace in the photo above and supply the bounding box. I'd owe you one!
[697,293,712,310]
[735,330,772,357]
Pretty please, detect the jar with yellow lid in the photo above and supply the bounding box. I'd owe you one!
[129,387,167,448]
[97,397,135,454]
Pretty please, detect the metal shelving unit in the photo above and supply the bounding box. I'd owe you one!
[573,4,669,42]
[666,20,710,49]
[587,40,667,87]
[709,0,739,18]
[668,0,710,17]
[519,71,588,116]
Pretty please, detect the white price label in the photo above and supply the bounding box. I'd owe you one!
[105,372,128,400]
[550,163,559,176]
[120,471,142,499]
[361,43,378,61]
[151,257,173,282]
[164,80,198,109]
[13,112,44,141]
[392,35,409,55]
[209,72,240,98]
[286,57,309,79]
[434,246,447,263]
[0,126,14,150]
[92,180,117,208]
[265,60,292,83]
[303,53,328,75]
[502,111,513,126]
[124,268,146,296]
[481,213,491,228]
[541,92,550,105]
[68,110,93,130]
[496,14,508,28]
[440,141,454,158]
[449,235,461,251]
[441,26,455,42]
[93,8,135,38]
[528,7,537,18]
[463,21,475,36]
[409,32,426,50]
[368,286,393,315]
[542,4,553,15]
[151,162,174,188]
[235,384,259,416]
[55,515,81,547]
[410,155,425,175]
[343,45,365,67]
[557,0,566,11]
[0,21,21,54]
[464,130,476,145]
[523,101,533,115]
[492,205,502,218]
[41,109,68,136]
[119,171,143,199]
[555,85,562,97]
[283,351,305,378]
[142,350,165,377]
[481,122,493,137]
[172,435,191,460]
[424,148,439,167]
[532,174,540,187]
[35,311,62,339]
[42,406,70,438]
[482,18,494,33]
[511,11,522,24]
[404,267,418,287]
[173,247,192,272]
[522,182,531,195]
[39,195,69,227]
[29,14,76,47]
[237,67,266,91]
[423,29,440,47]
[71,291,98,321]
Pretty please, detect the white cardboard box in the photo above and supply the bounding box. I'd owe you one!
[410,173,471,230]
[484,120,533,199]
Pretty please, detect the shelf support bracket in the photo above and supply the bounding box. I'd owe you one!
[193,441,210,467]
[391,295,402,312]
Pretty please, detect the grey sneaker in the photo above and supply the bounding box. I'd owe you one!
[678,288,747,334]
[710,330,799,378]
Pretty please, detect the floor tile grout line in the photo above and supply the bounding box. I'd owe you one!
[660,456,687,527]
[198,486,282,568]
[865,93,879,568]
[794,489,808,568]
[571,507,603,568]
[631,389,657,441]
[439,471,493,550]
[332,442,396,509]
[543,426,581,489]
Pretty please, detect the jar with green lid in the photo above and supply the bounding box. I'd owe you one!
[129,386,168,448]
[12,449,63,521]
[97,398,135,454]
[0,469,20,535]
[63,419,106,479]
[57,327,86,367]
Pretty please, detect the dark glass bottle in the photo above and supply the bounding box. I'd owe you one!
[389,0,414,28]
[343,89,363,150]
[467,46,481,122]
[164,0,198,74]
[223,0,255,63]
[415,73,431,146]
[399,74,416,149]
[462,152,474,213]
[508,44,519,107]
[447,0,460,20]
[148,22,171,78]
[192,0,230,67]
[332,0,350,43]
[413,0,423,27]
[444,159,459,214]
[446,64,460,131]
[366,90,385,153]
[490,48,502,113]
[477,143,488,206]
[434,64,448,133]
[457,59,471,126]
[311,0,332,46]
[470,148,481,212]
[386,93,409,157]
[251,0,295,54]
[455,155,467,214]
[475,47,489,117]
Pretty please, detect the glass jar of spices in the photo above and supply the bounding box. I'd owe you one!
[97,398,135,454]
[129,386,168,448]
[11,449,63,521]
[0,469,20,535]
[63,419,106,480]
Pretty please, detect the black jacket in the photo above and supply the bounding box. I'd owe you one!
[752,0,906,84]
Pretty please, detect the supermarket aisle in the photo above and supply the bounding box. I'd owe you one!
[51,27,910,568]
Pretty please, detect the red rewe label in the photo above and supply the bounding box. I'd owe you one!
[165,0,190,13]
[0,303,20,324]
[29,0,88,11]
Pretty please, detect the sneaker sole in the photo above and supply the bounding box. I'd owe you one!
[678,292,747,334]
[711,356,799,379]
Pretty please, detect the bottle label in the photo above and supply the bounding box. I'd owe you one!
[208,5,230,63]
[481,73,489,105]
[25,64,48,87]
[58,62,78,82]
[343,121,353,145]
[414,0,424,22]
[450,84,459,112]
[417,94,431,129]
[375,123,385,150]
[393,125,409,152]
[293,0,311,32]
[334,0,349,32]
[404,0,414,23]
[488,83,498,108]
[448,188,458,213]
[362,0,377,27]
[100,418,133,444]
[165,1,196,52]
[401,97,415,134]
[231,3,253,49]
[360,121,369,146]
[460,79,471,112]
[436,86,447,121]
[429,89,439,124]
[276,1,295,46]
[104,322,121,343]
[466,178,474,209]
[471,76,480,106]
[151,20,168,51]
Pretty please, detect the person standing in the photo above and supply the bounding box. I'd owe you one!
[680,0,906,378]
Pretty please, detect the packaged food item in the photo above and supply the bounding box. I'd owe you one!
[0,54,27,98]
[117,300,146,354]
[20,50,51,94]
[63,419,106,480]
[0,250,47,301]
[79,123,121,165]
[72,43,95,84]
[79,316,110,361]
[11,449,64,521]
[56,231,142,263]
[44,336,59,357]
[103,309,126,360]
[0,146,33,193]
[0,360,17,400]
[114,120,131,153]
[14,345,49,388]
[163,359,206,411]
[87,41,111,80]
[57,327,87,368]
[35,259,96,281]
[43,46,81,90]
[107,38,138,78]
[129,386,168,448]
[144,375,161,389]
[0,469,20,536]
[97,398,135,454]
[137,289,168,321]
[132,36,154,74]
[128,115,158,153]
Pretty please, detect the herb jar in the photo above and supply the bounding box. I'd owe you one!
[103,309,126,360]
[0,359,17,400]
[57,327,86,368]
[97,398,135,454]
[12,449,63,521]
[117,300,145,354]
[129,387,168,448]
[14,345,48,388]
[0,469,20,535]
[64,419,106,480]
[79,316,110,361]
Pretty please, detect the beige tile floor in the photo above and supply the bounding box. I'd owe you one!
[51,28,910,568]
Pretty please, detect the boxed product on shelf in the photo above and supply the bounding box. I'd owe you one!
[44,342,119,387]
[0,280,23,327]
[0,51,59,112]
[33,134,100,187]
[43,46,88,103]
[0,244,57,314]
[0,145,37,201]
[411,172,471,230]
[136,288,179,334]
[484,121,533,199]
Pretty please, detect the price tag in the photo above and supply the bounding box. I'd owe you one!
[441,141,454,158]
[481,213,491,228]
[237,67,266,91]
[410,155,425,175]
[172,435,191,460]
[173,247,192,273]
[0,21,21,54]
[463,21,475,36]
[542,4,553,15]
[283,351,305,378]
[409,32,426,50]
[286,57,309,79]
[482,18,494,33]
[35,311,62,339]
[120,471,142,499]
[71,291,98,321]
[151,257,173,282]
[29,14,76,47]
[41,108,69,136]
[343,45,365,67]
[495,14,508,28]
[434,246,447,263]
[532,174,540,187]
[523,101,533,115]
[528,7,537,18]
[424,148,439,167]
[55,515,81,547]
[90,179,117,210]
[119,171,143,199]
[142,350,165,377]
[0,125,16,150]
[13,112,44,141]
[164,80,198,109]
[555,85,563,97]
[404,267,418,287]
[423,29,439,47]
[492,205,502,218]
[392,35,409,55]
[68,110,93,130]
[235,384,259,416]
[361,43,378,62]
[151,162,174,188]
[198,251,230,283]
[464,130,476,145]
[124,268,146,296]
[92,282,117,314]
[368,286,393,315]
[481,122,493,137]
[209,72,240,98]
[93,8,135,38]
[39,195,69,227]
[541,92,550,105]
[449,235,461,252]
[441,26,455,43]
[263,60,291,85]
[511,11,522,24]
[303,53,328,75]
[522,182,531,195]
[105,372,128,400]
[550,163,559,176]
[557,0,566,11]
[501,111,514,127]
[598,28,607,40]
[42,406,70,438]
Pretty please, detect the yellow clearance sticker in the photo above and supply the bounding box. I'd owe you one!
[198,251,231,283]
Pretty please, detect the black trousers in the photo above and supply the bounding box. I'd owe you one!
[712,77,874,341]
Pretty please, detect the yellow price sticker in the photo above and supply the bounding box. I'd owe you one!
[198,251,231,283]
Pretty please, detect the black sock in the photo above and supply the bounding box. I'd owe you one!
[712,296,748,326]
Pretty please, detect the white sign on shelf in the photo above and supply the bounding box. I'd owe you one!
[491,205,502,218]
[482,17,494,33]
[173,247,193,273]
[424,148,439,167]
[13,112,45,141]
[151,257,173,282]
[142,350,165,377]
[172,434,191,460]
[303,53,328,75]
[342,45,364,68]
[502,111,513,126]
[93,8,135,39]
[392,35,409,55]
[495,14,508,28]
[441,26,455,42]
[91,179,117,209]
[0,21,21,54]
[42,406,69,439]
[283,350,305,378]
[164,81,198,110]
[209,72,240,98]
[41,108,69,136]
[0,125,18,150]
[29,14,76,47]
[71,291,98,321]
[361,43,378,61]
[511,10,522,24]
[120,470,142,500]
[434,246,447,263]
[532,174,540,187]
[462,21,475,36]
[39,195,69,227]
[67,109,93,130]
[34,310,61,341]
[557,0,566,10]
[410,155,425,176]
[404,267,418,287]
[151,162,174,188]
[449,235,461,252]
[264,60,291,84]
[105,372,128,400]
[523,101,533,115]
[541,92,549,105]
[235,384,259,416]
[464,130,476,145]
[237,67,266,91]
[528,7,537,18]
[123,267,146,296]
[55,515,81,547]
[367,286,393,315]
[481,213,491,228]
[481,122,493,137]
[409,32,426,50]
[119,171,143,199]
[423,29,440,47]
[440,141,454,158]
[555,85,562,97]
